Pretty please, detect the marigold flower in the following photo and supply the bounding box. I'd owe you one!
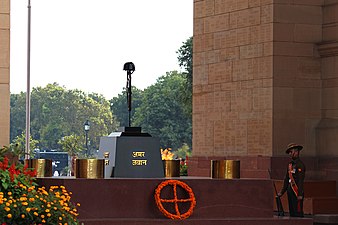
[7,214,12,219]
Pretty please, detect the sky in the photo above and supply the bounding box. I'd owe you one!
[10,0,193,99]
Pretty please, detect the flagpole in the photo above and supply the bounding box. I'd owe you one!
[25,0,31,160]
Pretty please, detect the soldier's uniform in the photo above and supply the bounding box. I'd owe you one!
[279,143,306,217]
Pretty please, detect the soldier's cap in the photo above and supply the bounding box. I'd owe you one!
[286,143,303,154]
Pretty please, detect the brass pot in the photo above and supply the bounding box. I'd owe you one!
[163,160,180,177]
[75,159,105,179]
[24,159,53,178]
[211,160,240,179]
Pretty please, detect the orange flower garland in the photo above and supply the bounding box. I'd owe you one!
[154,179,196,220]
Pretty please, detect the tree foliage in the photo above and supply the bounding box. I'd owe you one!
[176,36,193,116]
[10,83,118,151]
[133,71,192,150]
[58,134,83,157]
[1,131,38,159]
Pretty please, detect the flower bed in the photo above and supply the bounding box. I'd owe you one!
[0,156,80,225]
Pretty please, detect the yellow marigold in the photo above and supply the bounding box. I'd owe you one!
[42,219,46,223]
[13,204,17,208]
[76,203,81,206]
[21,214,25,218]
[41,214,45,218]
[22,202,28,206]
[7,214,12,218]
[26,207,31,212]
[45,209,50,212]
[34,212,38,216]
[4,206,10,211]
[28,186,35,192]
[20,197,27,201]
[29,198,35,202]
[59,216,63,220]
[47,213,51,217]
[5,202,10,206]
[7,192,12,196]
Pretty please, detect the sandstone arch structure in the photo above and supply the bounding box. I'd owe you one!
[190,0,338,184]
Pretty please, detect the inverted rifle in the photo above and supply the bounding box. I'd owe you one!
[268,169,285,216]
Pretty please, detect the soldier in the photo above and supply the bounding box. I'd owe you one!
[278,143,306,217]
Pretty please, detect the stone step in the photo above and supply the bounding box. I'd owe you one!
[313,214,338,225]
[79,217,313,225]
[273,180,338,214]
[304,198,338,214]
[274,180,336,198]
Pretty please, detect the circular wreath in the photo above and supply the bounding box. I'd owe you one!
[154,179,196,220]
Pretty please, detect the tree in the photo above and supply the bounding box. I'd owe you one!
[133,71,192,150]
[176,36,193,116]
[58,134,83,157]
[177,36,193,81]
[110,86,143,127]
[10,93,26,141]
[2,131,39,159]
[10,83,119,151]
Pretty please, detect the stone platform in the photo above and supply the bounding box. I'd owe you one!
[79,217,312,225]
[37,177,313,225]
[274,180,338,215]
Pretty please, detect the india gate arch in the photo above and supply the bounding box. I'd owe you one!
[1,0,338,187]
[189,0,338,188]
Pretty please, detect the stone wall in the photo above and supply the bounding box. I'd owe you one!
[193,0,338,158]
[272,1,322,156]
[0,0,10,147]
[193,0,274,157]
[316,0,338,156]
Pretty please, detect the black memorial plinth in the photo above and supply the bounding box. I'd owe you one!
[98,127,164,178]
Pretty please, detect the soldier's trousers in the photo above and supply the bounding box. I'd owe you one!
[287,187,304,217]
